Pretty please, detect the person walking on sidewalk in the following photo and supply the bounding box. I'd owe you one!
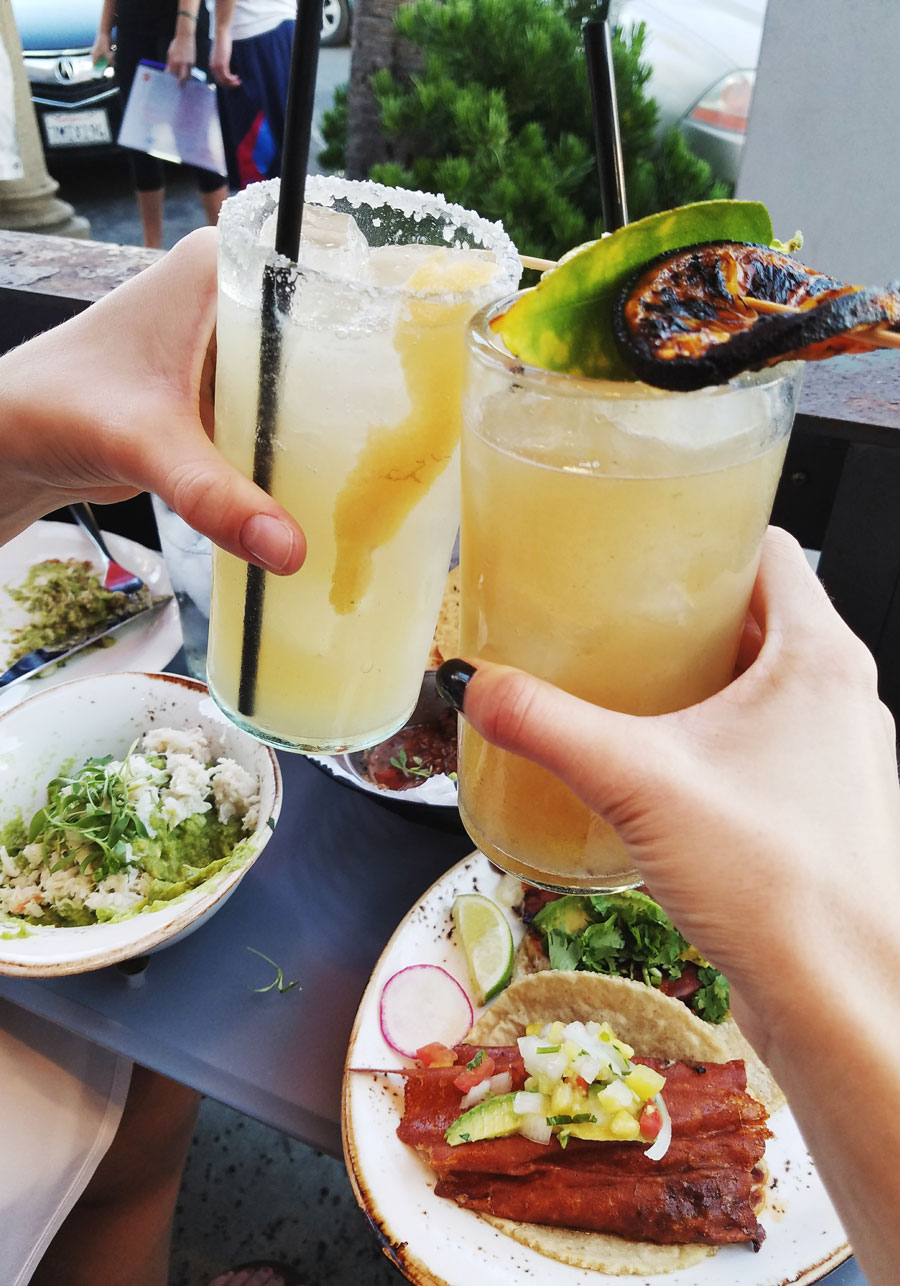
[209,0,296,189]
[92,0,229,247]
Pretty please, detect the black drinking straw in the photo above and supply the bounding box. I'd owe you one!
[584,12,629,232]
[238,0,325,718]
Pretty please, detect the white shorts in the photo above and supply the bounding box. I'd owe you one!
[0,998,132,1286]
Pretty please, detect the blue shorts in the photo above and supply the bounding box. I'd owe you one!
[217,19,295,189]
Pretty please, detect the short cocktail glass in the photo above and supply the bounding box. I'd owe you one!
[207,177,520,753]
[457,294,803,892]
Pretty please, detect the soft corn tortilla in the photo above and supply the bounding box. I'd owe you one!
[470,971,730,1068]
[506,956,785,1115]
[464,972,778,1275]
[426,565,460,670]
[480,1218,715,1275]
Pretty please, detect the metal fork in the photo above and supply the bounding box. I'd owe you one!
[68,502,147,597]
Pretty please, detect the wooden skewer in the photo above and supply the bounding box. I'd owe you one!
[740,295,900,352]
[519,253,558,273]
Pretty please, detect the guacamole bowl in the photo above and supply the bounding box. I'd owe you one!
[0,671,281,976]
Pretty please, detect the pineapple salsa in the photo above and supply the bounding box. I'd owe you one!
[446,1019,670,1158]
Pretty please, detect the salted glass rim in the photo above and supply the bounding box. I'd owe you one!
[468,291,804,402]
[217,175,522,304]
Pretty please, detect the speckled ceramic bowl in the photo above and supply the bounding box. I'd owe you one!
[0,671,281,976]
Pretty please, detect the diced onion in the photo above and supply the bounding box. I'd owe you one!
[600,1077,636,1109]
[560,1022,629,1077]
[519,1113,553,1146]
[562,1021,591,1047]
[513,1091,546,1115]
[459,1080,492,1111]
[517,1035,568,1083]
[644,1094,673,1161]
[490,1071,512,1095]
[572,1053,603,1085]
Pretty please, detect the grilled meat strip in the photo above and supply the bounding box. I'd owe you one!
[399,1045,771,1248]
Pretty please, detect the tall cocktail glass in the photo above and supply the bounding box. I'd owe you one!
[457,294,802,892]
[207,177,520,753]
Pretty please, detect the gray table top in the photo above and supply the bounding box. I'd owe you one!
[0,747,865,1283]
[0,751,472,1157]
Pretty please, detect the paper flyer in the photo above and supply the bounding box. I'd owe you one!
[118,60,226,176]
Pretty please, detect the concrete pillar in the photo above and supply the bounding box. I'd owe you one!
[737,0,900,285]
[0,0,90,238]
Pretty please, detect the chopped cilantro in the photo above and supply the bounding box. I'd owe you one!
[532,890,730,1024]
[691,966,730,1024]
[466,1048,485,1072]
[546,927,582,971]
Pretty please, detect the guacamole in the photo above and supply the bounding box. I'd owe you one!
[4,557,152,666]
[0,727,260,927]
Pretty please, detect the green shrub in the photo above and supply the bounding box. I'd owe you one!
[320,0,728,259]
[318,81,348,174]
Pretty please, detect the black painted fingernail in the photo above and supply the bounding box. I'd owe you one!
[435,659,476,713]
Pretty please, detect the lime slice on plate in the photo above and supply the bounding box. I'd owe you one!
[452,893,514,1005]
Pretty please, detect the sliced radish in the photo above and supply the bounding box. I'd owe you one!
[379,965,474,1059]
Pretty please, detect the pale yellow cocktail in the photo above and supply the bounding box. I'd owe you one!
[207,178,520,752]
[457,297,801,890]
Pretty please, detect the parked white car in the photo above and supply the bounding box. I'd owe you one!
[611,0,768,184]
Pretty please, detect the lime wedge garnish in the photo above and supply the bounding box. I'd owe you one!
[452,892,514,1005]
[496,199,774,380]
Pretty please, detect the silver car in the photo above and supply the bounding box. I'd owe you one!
[611,0,768,185]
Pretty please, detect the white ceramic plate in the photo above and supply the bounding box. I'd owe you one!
[343,851,851,1286]
[0,520,182,712]
[0,671,281,977]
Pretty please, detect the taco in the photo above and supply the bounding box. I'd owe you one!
[516,886,784,1114]
[398,972,779,1275]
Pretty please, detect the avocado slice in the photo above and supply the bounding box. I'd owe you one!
[445,1093,520,1146]
[532,894,594,937]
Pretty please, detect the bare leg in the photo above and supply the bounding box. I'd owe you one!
[31,1064,200,1286]
[136,188,165,249]
[201,184,229,227]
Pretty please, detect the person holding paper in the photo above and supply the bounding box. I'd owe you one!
[92,0,229,248]
[210,0,296,188]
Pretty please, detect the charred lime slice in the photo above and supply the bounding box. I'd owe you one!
[615,241,900,391]
[495,201,774,381]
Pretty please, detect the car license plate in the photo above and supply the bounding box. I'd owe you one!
[43,109,112,148]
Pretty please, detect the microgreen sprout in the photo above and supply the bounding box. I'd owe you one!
[247,947,302,995]
[389,748,435,780]
[28,740,157,882]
